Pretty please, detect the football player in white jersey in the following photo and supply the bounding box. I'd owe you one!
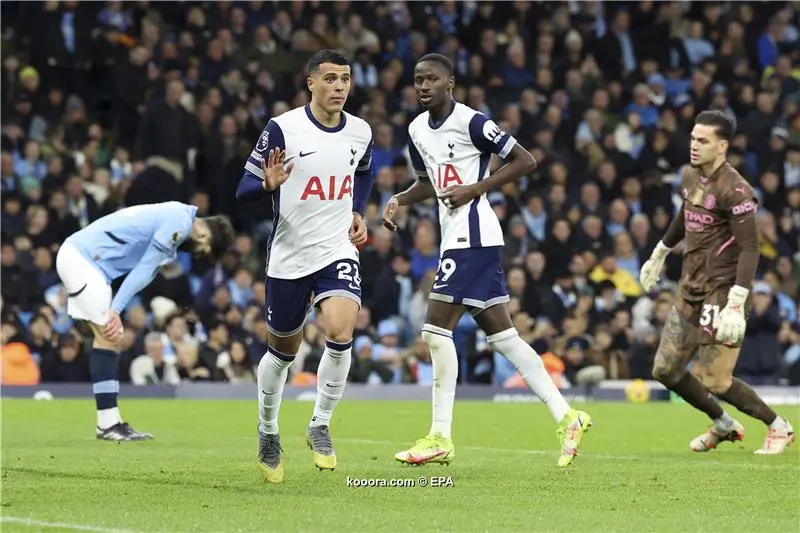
[236,50,374,483]
[383,54,592,467]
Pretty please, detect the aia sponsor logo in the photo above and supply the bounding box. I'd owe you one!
[731,200,756,216]
[301,175,352,200]
[436,164,463,188]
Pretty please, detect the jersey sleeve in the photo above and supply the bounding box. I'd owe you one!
[111,212,192,313]
[408,139,428,179]
[238,120,286,201]
[720,180,758,216]
[357,138,373,172]
[110,244,171,314]
[353,137,375,216]
[720,178,760,289]
[152,211,193,255]
[468,113,516,159]
[244,120,286,179]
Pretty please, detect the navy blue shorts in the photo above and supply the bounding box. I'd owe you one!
[266,258,361,337]
[429,246,509,314]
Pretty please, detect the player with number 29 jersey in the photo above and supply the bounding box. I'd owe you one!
[407,101,516,311]
[408,102,514,252]
[387,54,592,470]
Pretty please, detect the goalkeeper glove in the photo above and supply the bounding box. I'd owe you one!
[639,241,671,293]
[715,285,749,345]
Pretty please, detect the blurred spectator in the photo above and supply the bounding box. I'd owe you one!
[130,332,180,385]
[39,335,90,383]
[199,318,229,371]
[216,338,256,384]
[737,282,786,385]
[25,313,55,365]
[1,342,40,385]
[350,335,394,384]
[374,319,403,378]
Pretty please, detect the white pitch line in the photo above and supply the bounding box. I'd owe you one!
[0,516,139,533]
[287,436,798,470]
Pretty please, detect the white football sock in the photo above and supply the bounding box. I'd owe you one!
[97,407,121,429]
[310,339,353,428]
[713,411,735,432]
[487,328,571,423]
[421,324,458,439]
[258,348,293,435]
[769,416,787,430]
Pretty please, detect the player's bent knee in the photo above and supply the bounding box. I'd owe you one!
[269,331,303,356]
[319,297,358,342]
[89,324,120,351]
[689,363,707,381]
[420,325,456,360]
[485,327,520,350]
[324,322,356,345]
[327,332,353,345]
[486,328,545,368]
[93,336,120,352]
[702,376,733,396]
[420,329,436,347]
[651,360,681,386]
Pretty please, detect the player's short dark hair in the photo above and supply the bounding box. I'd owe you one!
[416,53,454,76]
[203,215,235,261]
[307,49,350,74]
[694,110,735,142]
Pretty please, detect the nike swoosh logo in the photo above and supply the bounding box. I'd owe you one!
[407,450,446,463]
[67,284,88,298]
[299,151,317,158]
[432,284,449,290]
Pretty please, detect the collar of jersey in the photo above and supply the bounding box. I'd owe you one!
[701,161,730,183]
[304,104,346,133]
[428,99,457,130]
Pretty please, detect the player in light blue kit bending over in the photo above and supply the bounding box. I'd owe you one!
[55,202,235,441]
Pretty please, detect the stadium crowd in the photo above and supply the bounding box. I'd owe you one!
[1,1,799,389]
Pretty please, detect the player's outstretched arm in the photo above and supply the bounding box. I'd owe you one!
[661,205,686,249]
[639,205,685,292]
[395,176,436,207]
[396,139,437,207]
[383,177,436,231]
[237,120,287,202]
[439,144,535,209]
[109,243,171,317]
[236,172,269,202]
[726,201,759,290]
[350,146,375,245]
[716,194,760,345]
[353,141,376,217]
[439,114,536,209]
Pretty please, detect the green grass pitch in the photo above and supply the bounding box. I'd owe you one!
[2,399,798,533]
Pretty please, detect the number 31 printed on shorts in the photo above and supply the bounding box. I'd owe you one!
[699,304,720,327]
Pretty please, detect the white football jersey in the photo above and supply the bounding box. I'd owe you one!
[244,105,373,279]
[408,102,516,252]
